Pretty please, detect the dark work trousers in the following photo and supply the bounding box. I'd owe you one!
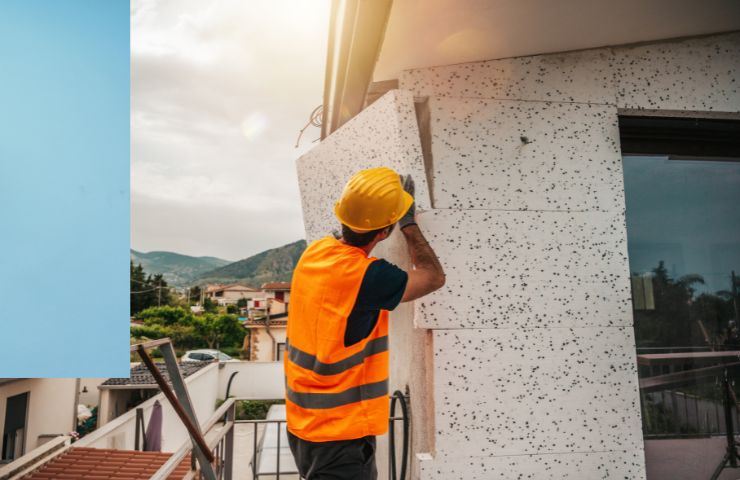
[287,430,378,480]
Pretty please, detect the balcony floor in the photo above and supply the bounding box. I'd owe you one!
[645,437,740,480]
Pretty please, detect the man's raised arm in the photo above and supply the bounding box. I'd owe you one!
[397,175,445,302]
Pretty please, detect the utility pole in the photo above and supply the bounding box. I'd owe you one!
[158,279,162,307]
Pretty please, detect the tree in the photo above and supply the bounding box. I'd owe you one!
[130,261,146,314]
[130,262,174,315]
[203,297,218,313]
[188,285,202,305]
[193,314,245,349]
[634,261,737,349]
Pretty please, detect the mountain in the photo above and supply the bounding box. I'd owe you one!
[197,239,306,287]
[130,250,231,287]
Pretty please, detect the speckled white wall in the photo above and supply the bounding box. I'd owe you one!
[416,209,632,330]
[401,32,739,112]
[297,89,430,243]
[295,32,739,480]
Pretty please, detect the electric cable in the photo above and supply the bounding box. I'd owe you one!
[389,390,409,480]
[295,105,323,148]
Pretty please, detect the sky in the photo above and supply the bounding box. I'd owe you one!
[131,0,329,261]
[1,0,130,376]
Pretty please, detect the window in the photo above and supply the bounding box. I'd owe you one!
[620,116,740,479]
[276,342,286,361]
[2,392,29,461]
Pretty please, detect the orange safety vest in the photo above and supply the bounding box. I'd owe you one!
[284,236,390,442]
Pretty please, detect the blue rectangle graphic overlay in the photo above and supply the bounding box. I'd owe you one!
[0,0,130,377]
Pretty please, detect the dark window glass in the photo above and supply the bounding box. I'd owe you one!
[623,150,740,479]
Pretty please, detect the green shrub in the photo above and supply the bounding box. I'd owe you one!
[137,306,193,326]
[131,323,202,350]
[167,324,203,350]
[214,399,284,420]
[131,324,168,339]
[220,346,244,358]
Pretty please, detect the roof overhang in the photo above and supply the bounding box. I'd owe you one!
[321,0,393,138]
[374,0,740,81]
[321,0,740,136]
[0,378,24,387]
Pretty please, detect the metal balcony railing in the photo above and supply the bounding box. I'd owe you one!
[638,352,740,439]
[136,339,411,480]
[149,398,236,480]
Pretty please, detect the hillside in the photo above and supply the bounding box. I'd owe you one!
[197,239,306,287]
[130,250,231,287]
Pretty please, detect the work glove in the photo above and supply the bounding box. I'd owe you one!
[398,174,416,230]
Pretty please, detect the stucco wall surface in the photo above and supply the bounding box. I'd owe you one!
[417,449,646,479]
[401,32,740,113]
[613,33,740,112]
[0,379,77,453]
[415,209,631,329]
[424,98,625,212]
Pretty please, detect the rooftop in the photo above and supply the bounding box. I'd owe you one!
[20,447,190,480]
[206,284,259,293]
[100,361,211,388]
[260,282,291,291]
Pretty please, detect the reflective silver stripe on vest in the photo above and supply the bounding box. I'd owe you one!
[287,336,388,376]
[286,379,388,410]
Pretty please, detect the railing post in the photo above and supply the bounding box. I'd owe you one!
[224,402,235,480]
[723,368,737,468]
[252,422,258,480]
[135,408,142,451]
[275,421,281,480]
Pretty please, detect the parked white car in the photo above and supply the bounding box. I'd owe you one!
[181,349,233,362]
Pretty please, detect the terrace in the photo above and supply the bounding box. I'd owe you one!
[0,339,409,480]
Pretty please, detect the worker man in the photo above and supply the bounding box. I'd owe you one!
[284,167,445,479]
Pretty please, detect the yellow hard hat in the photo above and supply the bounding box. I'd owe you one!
[334,167,413,232]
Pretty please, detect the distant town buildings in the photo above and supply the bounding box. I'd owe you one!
[240,282,291,362]
[203,284,260,306]
[196,282,291,362]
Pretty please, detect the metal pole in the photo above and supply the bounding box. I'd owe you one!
[158,342,218,478]
[275,421,281,480]
[224,403,235,480]
[136,344,217,479]
[252,422,258,479]
[723,368,737,468]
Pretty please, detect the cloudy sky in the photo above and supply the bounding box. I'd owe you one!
[132,0,329,261]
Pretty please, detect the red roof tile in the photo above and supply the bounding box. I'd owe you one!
[260,282,291,291]
[22,447,191,480]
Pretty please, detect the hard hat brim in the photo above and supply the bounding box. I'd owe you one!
[334,190,414,233]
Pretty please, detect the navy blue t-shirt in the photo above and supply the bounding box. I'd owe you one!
[343,259,408,347]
